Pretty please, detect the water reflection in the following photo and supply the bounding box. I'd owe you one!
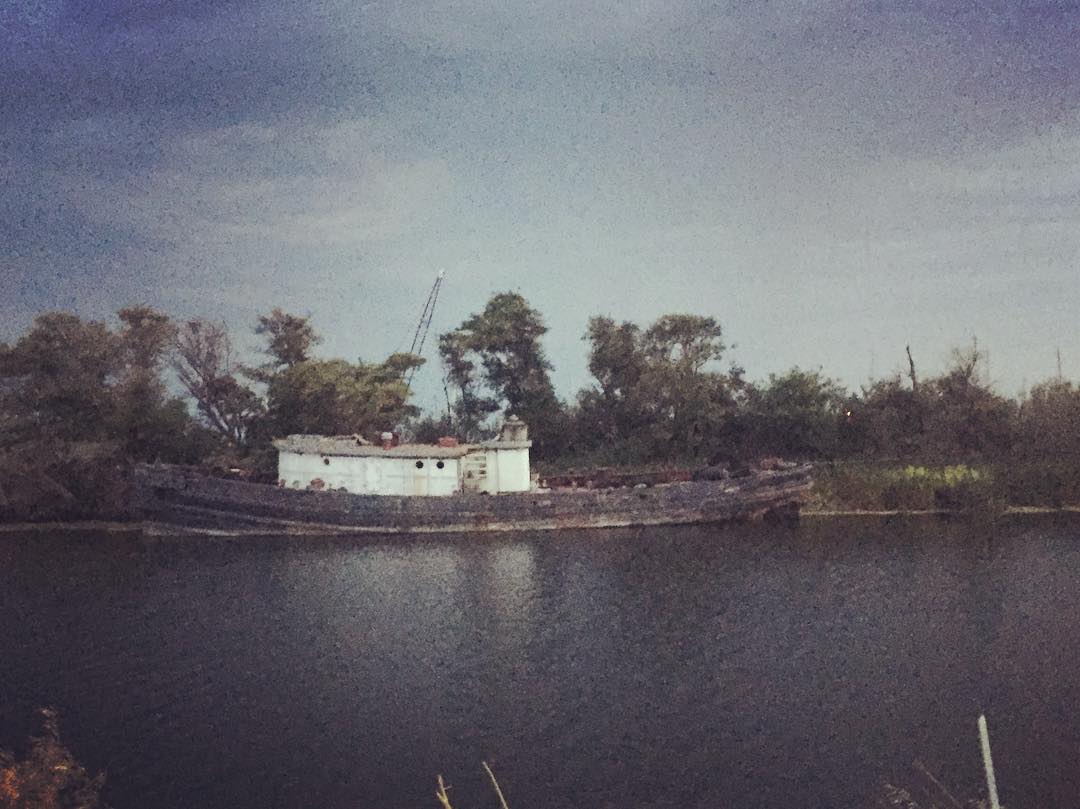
[483,542,537,617]
[2,519,1080,809]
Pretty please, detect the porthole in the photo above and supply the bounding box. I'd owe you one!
[415,460,424,469]
[323,457,330,466]
[436,461,445,469]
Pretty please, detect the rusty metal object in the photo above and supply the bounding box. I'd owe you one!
[539,467,693,490]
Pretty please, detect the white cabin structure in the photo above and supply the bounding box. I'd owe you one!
[273,416,532,497]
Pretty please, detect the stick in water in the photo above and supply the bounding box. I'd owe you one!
[482,761,511,809]
[978,714,1001,809]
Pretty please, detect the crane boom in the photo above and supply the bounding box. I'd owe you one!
[405,270,445,390]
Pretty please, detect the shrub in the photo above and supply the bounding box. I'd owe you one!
[0,709,109,809]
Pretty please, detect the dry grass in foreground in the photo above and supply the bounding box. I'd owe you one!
[436,761,510,809]
[0,709,109,809]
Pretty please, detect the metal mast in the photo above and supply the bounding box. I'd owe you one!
[405,269,445,390]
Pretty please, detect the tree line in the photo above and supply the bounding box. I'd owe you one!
[1,292,1078,517]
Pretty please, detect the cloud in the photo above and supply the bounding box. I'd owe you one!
[5,0,1080,398]
[50,117,454,251]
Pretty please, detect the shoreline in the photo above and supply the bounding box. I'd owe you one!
[803,505,1080,517]
[2,505,1080,536]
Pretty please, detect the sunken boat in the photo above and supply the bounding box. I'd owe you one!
[135,417,813,536]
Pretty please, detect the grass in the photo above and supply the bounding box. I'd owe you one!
[810,463,1006,514]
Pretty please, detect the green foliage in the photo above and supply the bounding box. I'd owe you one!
[997,461,1080,508]
[173,318,264,449]
[405,413,455,444]
[642,314,726,370]
[110,306,203,462]
[574,312,739,461]
[921,347,1016,460]
[851,376,926,458]
[810,463,999,512]
[438,329,499,441]
[847,348,1016,463]
[178,311,423,451]
[0,313,121,443]
[13,293,1080,517]
[1016,379,1080,460]
[116,306,174,375]
[0,440,132,522]
[266,356,421,437]
[0,308,212,462]
[440,293,565,455]
[0,308,224,521]
[573,317,650,461]
[730,368,848,460]
[249,308,321,383]
[212,307,427,450]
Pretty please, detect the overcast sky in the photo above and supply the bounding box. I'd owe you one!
[3,0,1080,410]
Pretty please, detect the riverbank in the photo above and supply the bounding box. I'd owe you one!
[803,505,1080,516]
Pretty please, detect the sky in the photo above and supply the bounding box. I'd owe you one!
[3,0,1080,412]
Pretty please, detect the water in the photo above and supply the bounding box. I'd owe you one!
[1,517,1079,809]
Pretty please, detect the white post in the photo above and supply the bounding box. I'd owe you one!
[978,713,1001,809]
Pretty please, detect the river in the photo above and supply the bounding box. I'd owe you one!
[1,517,1078,809]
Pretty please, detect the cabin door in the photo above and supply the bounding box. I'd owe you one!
[460,454,487,493]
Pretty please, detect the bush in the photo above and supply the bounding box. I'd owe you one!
[0,442,131,523]
[0,709,109,809]
[812,463,1001,512]
[999,462,1080,508]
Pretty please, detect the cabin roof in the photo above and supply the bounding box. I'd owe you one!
[273,435,478,459]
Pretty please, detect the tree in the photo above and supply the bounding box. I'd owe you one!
[440,293,566,454]
[0,312,121,443]
[1018,379,1080,459]
[734,368,849,460]
[109,306,199,461]
[574,313,740,461]
[438,330,499,442]
[853,375,926,459]
[921,346,1016,461]
[852,345,1015,462]
[249,308,321,383]
[0,309,211,520]
[639,315,738,457]
[405,412,455,444]
[116,306,175,376]
[642,314,726,372]
[577,317,648,444]
[266,354,422,437]
[173,319,264,448]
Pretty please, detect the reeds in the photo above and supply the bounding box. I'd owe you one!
[436,762,510,809]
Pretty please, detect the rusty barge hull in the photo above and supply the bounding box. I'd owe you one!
[134,464,813,536]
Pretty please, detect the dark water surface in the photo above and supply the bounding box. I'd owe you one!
[2,518,1080,809]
